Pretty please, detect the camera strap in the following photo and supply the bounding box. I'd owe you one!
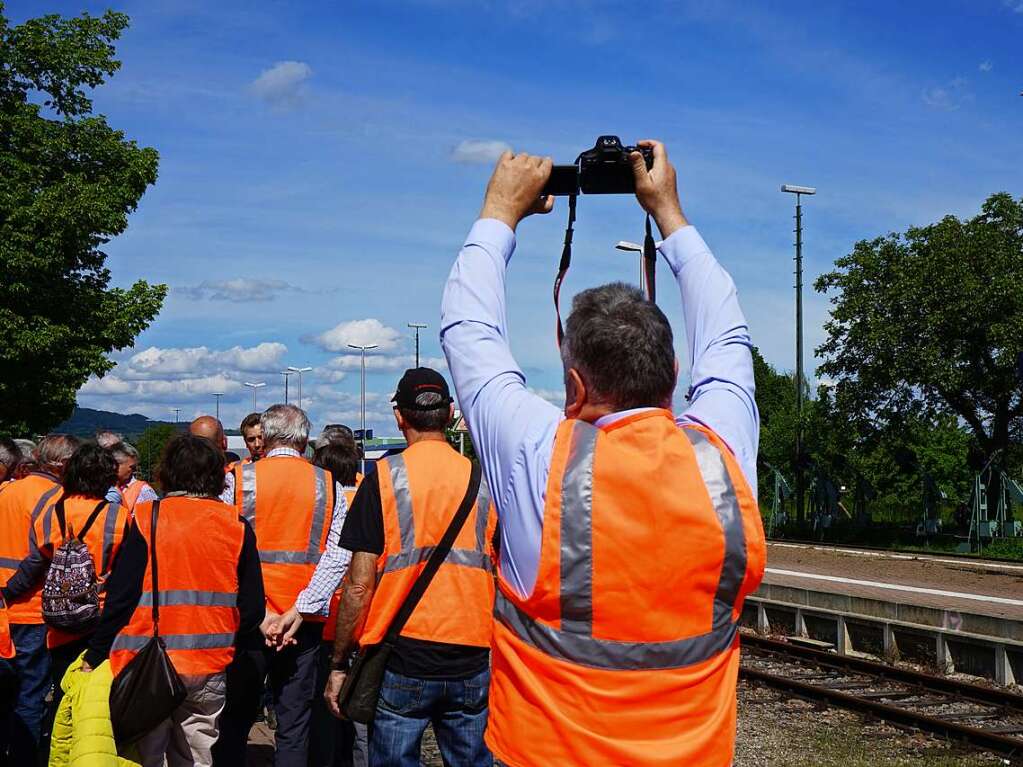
[553,196,658,347]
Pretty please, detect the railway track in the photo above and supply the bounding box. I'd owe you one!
[740,634,1023,759]
[767,538,1023,566]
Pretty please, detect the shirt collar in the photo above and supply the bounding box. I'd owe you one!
[593,407,660,428]
[266,447,303,458]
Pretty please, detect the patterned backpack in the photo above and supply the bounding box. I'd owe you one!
[41,498,107,633]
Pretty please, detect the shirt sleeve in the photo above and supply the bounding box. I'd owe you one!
[85,521,147,667]
[220,470,236,506]
[662,226,760,489]
[337,472,385,555]
[440,218,562,598]
[137,483,160,504]
[294,484,353,617]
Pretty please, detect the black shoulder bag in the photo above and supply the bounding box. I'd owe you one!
[339,462,482,723]
[109,500,187,744]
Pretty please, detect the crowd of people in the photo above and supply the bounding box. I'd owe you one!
[0,140,766,767]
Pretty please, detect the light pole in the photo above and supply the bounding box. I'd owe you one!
[287,366,313,410]
[615,241,646,291]
[244,381,266,410]
[348,343,378,475]
[171,408,181,424]
[212,392,224,420]
[408,323,428,367]
[781,184,816,526]
[281,370,295,405]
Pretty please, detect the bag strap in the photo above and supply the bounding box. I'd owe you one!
[149,500,161,636]
[382,461,482,646]
[55,497,68,541]
[76,500,109,541]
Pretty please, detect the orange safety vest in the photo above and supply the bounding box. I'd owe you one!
[358,442,497,650]
[234,455,335,617]
[323,482,360,643]
[118,478,154,513]
[0,473,63,624]
[109,497,244,677]
[487,411,766,767]
[34,496,131,648]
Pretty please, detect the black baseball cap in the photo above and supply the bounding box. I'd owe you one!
[391,368,453,411]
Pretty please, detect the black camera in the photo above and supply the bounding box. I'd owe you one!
[543,136,654,196]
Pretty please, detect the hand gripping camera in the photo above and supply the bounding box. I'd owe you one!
[545,136,658,345]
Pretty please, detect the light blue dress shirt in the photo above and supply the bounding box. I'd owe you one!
[440,218,759,598]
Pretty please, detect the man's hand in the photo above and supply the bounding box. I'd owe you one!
[268,606,303,650]
[324,669,347,719]
[260,609,281,646]
[480,151,555,231]
[630,140,688,239]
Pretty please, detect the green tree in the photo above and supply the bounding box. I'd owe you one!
[0,5,165,437]
[136,424,178,486]
[814,194,1023,465]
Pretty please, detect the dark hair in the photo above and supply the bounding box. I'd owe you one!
[62,444,118,499]
[159,434,226,497]
[313,443,360,486]
[562,282,676,409]
[397,391,451,433]
[240,412,262,432]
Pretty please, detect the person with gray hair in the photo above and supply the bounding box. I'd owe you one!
[94,430,124,449]
[106,440,158,512]
[439,141,766,765]
[0,433,80,762]
[0,438,23,485]
[215,403,352,767]
[11,440,36,479]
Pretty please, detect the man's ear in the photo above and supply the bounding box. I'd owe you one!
[448,403,455,426]
[564,368,587,419]
[393,408,405,432]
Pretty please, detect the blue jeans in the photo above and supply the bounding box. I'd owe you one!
[369,668,492,767]
[0,623,50,764]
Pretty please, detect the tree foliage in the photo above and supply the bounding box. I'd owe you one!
[0,4,165,437]
[136,423,179,485]
[814,194,1023,462]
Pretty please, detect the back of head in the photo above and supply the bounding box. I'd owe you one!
[189,415,226,449]
[62,444,118,499]
[315,424,359,453]
[260,404,311,453]
[392,368,454,434]
[0,438,23,480]
[35,434,82,477]
[94,431,124,449]
[562,282,676,411]
[159,434,226,498]
[313,442,360,486]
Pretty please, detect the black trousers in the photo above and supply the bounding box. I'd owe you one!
[212,622,323,767]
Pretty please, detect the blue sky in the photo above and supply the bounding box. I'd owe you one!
[10,0,1023,435]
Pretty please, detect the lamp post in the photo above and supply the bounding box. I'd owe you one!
[171,408,181,424]
[280,370,294,405]
[408,323,428,367]
[615,241,646,291]
[287,366,313,410]
[243,381,266,410]
[348,343,378,475]
[781,184,816,526]
[212,392,224,420]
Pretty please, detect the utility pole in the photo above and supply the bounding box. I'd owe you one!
[348,343,378,475]
[408,323,427,367]
[171,408,181,424]
[244,381,266,410]
[281,370,294,405]
[781,184,816,526]
[287,366,313,410]
[212,392,224,420]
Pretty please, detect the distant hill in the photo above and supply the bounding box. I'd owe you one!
[55,407,183,440]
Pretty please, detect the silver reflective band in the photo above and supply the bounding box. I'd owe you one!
[307,467,329,560]
[559,422,598,636]
[139,590,238,608]
[101,502,121,574]
[111,632,236,652]
[495,592,738,671]
[0,556,23,570]
[475,477,492,553]
[29,486,61,548]
[240,463,256,522]
[260,549,320,565]
[379,546,493,575]
[684,429,747,629]
[387,455,416,551]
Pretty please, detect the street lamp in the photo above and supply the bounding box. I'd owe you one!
[348,343,379,475]
[287,366,313,410]
[408,323,428,368]
[243,381,266,410]
[781,183,817,526]
[171,408,181,424]
[212,392,224,420]
[615,241,646,291]
[280,370,295,404]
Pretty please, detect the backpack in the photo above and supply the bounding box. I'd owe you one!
[41,498,108,633]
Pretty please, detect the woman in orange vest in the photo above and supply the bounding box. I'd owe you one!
[108,441,158,512]
[81,434,266,765]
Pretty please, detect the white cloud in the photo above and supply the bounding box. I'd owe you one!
[127,342,288,378]
[451,139,513,165]
[176,278,317,302]
[326,353,446,373]
[306,318,402,353]
[921,77,970,111]
[978,60,993,73]
[80,373,241,402]
[1004,0,1023,14]
[249,61,312,108]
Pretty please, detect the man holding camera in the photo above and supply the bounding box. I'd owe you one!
[440,141,766,767]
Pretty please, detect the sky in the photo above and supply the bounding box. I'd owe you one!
[9,0,1023,437]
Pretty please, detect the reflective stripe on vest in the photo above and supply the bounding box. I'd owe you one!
[26,484,61,551]
[111,632,236,652]
[240,462,256,522]
[382,454,492,576]
[100,502,123,574]
[244,464,330,565]
[495,421,748,671]
[138,590,238,608]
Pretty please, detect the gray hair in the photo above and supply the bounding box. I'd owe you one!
[261,404,311,452]
[35,434,81,474]
[397,391,451,433]
[95,431,124,449]
[561,282,676,410]
[0,439,23,472]
[108,441,140,462]
[14,439,36,456]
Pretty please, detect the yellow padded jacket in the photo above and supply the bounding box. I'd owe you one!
[49,654,140,767]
